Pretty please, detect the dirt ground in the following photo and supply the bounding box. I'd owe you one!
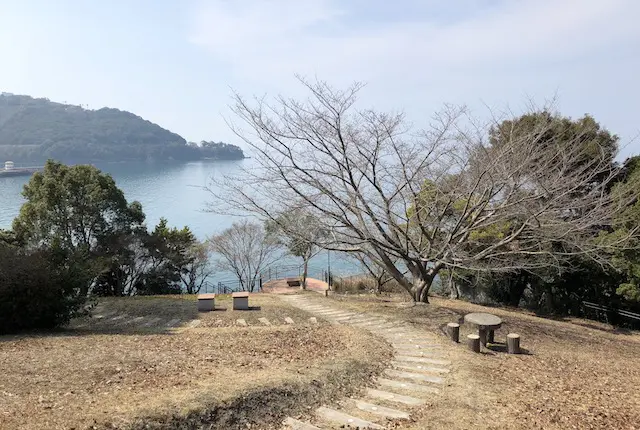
[0,294,391,430]
[328,292,640,430]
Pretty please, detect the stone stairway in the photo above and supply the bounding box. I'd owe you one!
[280,295,453,429]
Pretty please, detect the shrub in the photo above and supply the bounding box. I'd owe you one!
[0,246,87,334]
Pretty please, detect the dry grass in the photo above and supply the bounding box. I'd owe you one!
[0,294,391,430]
[328,293,640,430]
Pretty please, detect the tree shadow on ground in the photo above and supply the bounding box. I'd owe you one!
[231,306,262,311]
[485,341,533,355]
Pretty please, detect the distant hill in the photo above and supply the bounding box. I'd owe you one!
[0,93,244,163]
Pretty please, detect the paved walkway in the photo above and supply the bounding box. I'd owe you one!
[262,277,329,294]
[280,294,453,430]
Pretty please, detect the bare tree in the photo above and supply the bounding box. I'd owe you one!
[265,209,326,289]
[349,251,400,294]
[179,243,214,294]
[208,78,640,302]
[208,220,281,292]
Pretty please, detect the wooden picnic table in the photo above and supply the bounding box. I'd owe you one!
[464,312,502,346]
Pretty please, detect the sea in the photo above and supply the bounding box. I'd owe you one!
[0,159,357,285]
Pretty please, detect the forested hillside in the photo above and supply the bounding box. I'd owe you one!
[0,93,244,163]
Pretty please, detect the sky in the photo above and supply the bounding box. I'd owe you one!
[0,0,639,158]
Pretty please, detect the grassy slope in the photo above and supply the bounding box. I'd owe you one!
[0,295,392,430]
[329,293,640,430]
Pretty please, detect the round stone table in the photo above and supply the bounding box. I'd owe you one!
[464,312,502,346]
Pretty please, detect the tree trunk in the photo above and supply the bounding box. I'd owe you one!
[448,272,460,299]
[507,273,528,307]
[410,277,432,303]
[301,257,309,290]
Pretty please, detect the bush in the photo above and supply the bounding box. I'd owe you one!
[0,246,87,334]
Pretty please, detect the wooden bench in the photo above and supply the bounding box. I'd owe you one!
[286,277,301,287]
[197,293,216,312]
[232,291,250,310]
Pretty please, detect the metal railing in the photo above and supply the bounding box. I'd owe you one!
[260,263,331,284]
[582,301,640,326]
[199,278,260,294]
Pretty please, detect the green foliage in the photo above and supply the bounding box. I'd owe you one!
[437,114,639,318]
[92,218,209,296]
[138,219,207,295]
[489,111,618,164]
[0,160,211,331]
[13,160,145,252]
[0,93,244,163]
[0,245,87,334]
[9,160,209,298]
[606,155,640,303]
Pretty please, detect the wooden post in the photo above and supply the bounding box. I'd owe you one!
[507,333,521,354]
[467,334,480,353]
[487,330,495,344]
[446,322,460,343]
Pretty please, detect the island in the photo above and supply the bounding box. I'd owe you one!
[0,93,244,164]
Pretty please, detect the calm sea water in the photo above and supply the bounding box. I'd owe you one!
[0,159,354,280]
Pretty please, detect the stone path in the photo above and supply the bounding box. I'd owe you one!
[72,312,316,331]
[280,295,453,430]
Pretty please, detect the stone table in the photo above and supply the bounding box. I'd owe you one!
[464,312,502,346]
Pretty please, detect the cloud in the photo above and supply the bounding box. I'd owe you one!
[187,0,640,157]
[188,0,639,83]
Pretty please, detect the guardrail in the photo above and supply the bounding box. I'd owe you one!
[582,301,640,325]
[200,278,259,294]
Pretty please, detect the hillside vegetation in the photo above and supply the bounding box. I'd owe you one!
[0,93,243,163]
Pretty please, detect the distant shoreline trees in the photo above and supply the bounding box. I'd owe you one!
[0,93,244,163]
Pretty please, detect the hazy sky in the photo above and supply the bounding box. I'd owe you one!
[1,0,639,158]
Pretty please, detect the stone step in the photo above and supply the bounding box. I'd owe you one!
[365,388,426,406]
[93,310,118,319]
[355,400,411,419]
[321,313,356,319]
[125,316,145,325]
[283,417,321,430]
[258,317,271,326]
[334,315,367,321]
[369,322,402,330]
[339,317,378,325]
[395,355,451,366]
[393,344,443,352]
[376,378,441,394]
[141,317,162,327]
[350,319,388,327]
[166,318,181,327]
[392,349,445,359]
[391,361,450,374]
[384,333,437,341]
[187,319,202,328]
[385,369,445,385]
[316,406,382,429]
[392,343,442,349]
[320,310,355,315]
